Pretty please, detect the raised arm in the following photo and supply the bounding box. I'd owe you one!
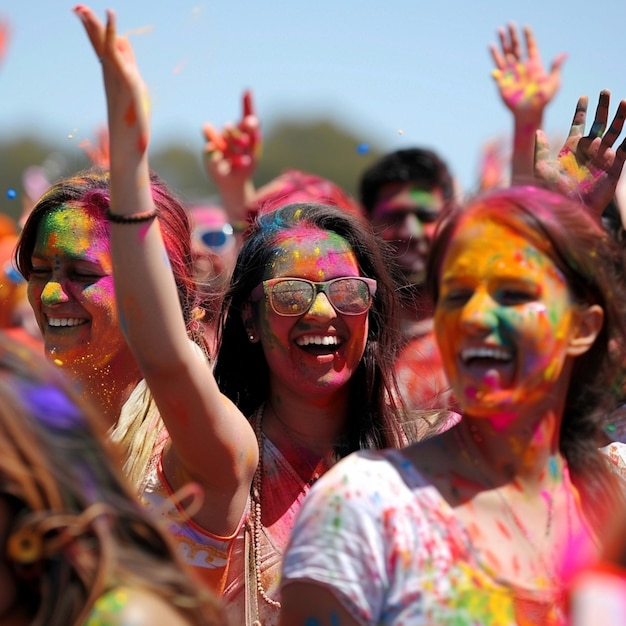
[534,90,626,217]
[73,5,258,535]
[202,90,261,235]
[490,24,566,184]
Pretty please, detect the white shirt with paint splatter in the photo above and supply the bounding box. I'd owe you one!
[282,448,566,626]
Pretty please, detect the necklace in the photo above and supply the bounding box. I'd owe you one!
[248,403,335,621]
[248,404,282,615]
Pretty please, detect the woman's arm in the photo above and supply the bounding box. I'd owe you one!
[73,5,258,535]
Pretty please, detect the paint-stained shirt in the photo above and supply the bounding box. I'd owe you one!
[282,448,567,626]
[141,429,315,626]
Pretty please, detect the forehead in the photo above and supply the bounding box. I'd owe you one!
[442,215,560,279]
[373,182,444,213]
[267,226,358,278]
[33,205,109,256]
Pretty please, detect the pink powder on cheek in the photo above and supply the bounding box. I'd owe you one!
[86,282,116,311]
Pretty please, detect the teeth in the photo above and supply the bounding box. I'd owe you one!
[461,347,512,363]
[48,318,86,327]
[296,335,340,347]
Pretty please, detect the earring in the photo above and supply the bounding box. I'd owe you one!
[248,333,256,342]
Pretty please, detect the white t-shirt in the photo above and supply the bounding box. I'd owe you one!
[282,448,569,626]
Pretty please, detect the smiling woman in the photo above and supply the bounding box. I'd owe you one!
[70,5,407,626]
[280,186,626,626]
[14,169,210,491]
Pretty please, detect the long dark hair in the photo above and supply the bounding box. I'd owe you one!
[214,202,405,454]
[426,185,626,528]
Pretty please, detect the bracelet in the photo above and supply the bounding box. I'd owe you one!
[106,208,158,224]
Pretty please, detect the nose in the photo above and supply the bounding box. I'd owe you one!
[397,212,424,239]
[305,291,337,318]
[40,280,70,306]
[459,291,499,333]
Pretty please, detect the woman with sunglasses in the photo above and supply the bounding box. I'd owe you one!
[74,6,405,625]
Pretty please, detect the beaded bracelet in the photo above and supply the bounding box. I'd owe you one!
[105,208,158,224]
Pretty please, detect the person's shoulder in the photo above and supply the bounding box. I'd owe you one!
[310,447,424,501]
[84,586,193,626]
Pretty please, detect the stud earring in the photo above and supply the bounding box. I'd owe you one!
[248,333,256,342]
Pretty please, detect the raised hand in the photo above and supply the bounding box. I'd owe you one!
[202,90,260,227]
[202,90,261,190]
[73,5,150,167]
[490,24,566,115]
[534,90,626,215]
[490,24,567,184]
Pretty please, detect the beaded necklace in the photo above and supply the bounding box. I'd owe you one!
[248,404,282,617]
[247,404,333,624]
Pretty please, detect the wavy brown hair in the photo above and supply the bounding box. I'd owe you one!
[0,333,225,625]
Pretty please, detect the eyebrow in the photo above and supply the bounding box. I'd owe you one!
[30,252,105,265]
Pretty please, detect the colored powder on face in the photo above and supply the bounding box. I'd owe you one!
[407,189,440,209]
[270,228,355,280]
[41,207,108,259]
[41,282,65,306]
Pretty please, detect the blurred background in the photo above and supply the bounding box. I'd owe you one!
[1,0,624,220]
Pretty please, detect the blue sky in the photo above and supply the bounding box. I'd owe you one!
[1,0,625,194]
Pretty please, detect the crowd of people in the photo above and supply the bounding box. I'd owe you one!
[2,6,626,626]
